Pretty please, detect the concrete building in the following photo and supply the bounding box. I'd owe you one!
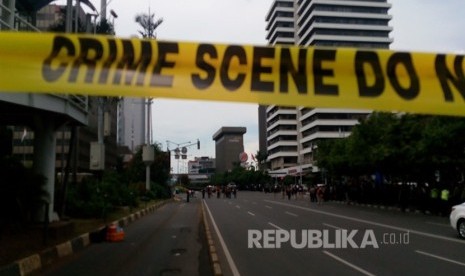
[10,2,123,174]
[212,127,247,173]
[188,156,216,175]
[263,0,393,175]
[117,97,146,152]
[12,97,119,172]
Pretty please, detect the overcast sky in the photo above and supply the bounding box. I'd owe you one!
[62,0,465,172]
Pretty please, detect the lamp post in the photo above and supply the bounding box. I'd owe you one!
[109,9,117,34]
[100,0,114,22]
[143,98,154,191]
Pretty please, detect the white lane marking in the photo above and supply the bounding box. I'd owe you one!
[268,222,284,230]
[323,251,375,276]
[203,200,241,276]
[425,221,450,228]
[248,211,256,217]
[236,205,241,209]
[265,205,272,209]
[323,223,342,229]
[285,211,298,217]
[415,250,465,267]
[264,200,465,245]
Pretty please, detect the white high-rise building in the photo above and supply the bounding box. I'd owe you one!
[117,98,146,152]
[263,0,393,174]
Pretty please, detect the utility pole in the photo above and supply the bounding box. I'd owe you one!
[100,0,107,22]
[142,99,154,191]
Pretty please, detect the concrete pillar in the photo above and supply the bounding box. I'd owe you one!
[33,117,57,222]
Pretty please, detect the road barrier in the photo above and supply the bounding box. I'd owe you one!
[1,32,465,116]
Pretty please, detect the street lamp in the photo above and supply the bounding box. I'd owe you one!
[109,9,118,33]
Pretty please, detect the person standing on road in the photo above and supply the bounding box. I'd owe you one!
[440,186,450,216]
[399,184,409,212]
[430,186,439,214]
[317,186,324,205]
[309,185,316,202]
[286,186,291,200]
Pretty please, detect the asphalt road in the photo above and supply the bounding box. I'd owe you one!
[38,197,212,276]
[203,191,465,276]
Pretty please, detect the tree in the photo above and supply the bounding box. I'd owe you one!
[135,12,163,39]
[315,112,465,185]
[124,144,170,186]
[255,150,269,171]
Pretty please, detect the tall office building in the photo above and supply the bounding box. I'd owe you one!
[263,0,393,174]
[212,127,247,173]
[117,98,146,152]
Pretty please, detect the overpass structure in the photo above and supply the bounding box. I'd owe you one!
[0,0,89,220]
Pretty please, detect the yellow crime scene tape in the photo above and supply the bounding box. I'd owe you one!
[0,32,464,116]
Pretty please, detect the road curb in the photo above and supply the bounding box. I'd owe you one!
[201,201,223,276]
[0,199,171,276]
[329,200,424,214]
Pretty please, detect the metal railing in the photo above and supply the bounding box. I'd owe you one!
[0,1,41,32]
[0,1,89,118]
[52,94,89,114]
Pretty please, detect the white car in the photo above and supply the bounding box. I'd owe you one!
[450,202,465,239]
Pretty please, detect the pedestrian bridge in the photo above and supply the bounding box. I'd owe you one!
[0,0,89,221]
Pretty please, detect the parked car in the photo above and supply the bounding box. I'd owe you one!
[450,202,465,239]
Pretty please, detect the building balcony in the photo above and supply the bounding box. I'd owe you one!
[267,150,299,161]
[267,119,297,132]
[267,129,298,141]
[267,140,298,151]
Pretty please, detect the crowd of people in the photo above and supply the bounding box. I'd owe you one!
[264,179,465,216]
[189,178,465,217]
[200,184,238,199]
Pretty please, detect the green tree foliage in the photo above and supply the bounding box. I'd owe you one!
[124,144,170,186]
[315,112,465,184]
[178,174,190,186]
[65,144,171,218]
[0,157,47,224]
[135,12,163,38]
[211,165,271,190]
[255,150,269,171]
[0,126,12,158]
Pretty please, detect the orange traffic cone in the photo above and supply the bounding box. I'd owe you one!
[106,224,125,242]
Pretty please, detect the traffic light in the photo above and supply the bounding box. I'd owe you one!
[197,139,200,150]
